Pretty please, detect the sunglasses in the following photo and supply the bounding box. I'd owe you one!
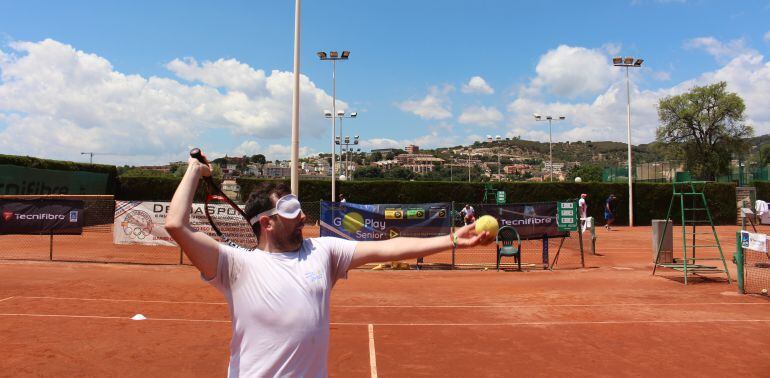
[249,194,302,225]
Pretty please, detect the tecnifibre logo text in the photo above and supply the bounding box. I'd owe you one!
[14,213,65,220]
[502,218,552,226]
[0,181,70,195]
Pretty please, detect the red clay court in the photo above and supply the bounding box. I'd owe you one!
[2,225,769,377]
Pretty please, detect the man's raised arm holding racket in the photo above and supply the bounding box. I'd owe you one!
[165,148,490,377]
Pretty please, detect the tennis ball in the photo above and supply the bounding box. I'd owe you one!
[475,215,499,241]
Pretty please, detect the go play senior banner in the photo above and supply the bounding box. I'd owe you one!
[320,202,451,240]
[113,200,243,246]
[476,202,567,240]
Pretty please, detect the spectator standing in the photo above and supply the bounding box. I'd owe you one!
[604,194,616,230]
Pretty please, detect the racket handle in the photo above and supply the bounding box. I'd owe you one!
[190,148,207,164]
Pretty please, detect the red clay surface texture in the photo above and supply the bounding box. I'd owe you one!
[1,225,769,377]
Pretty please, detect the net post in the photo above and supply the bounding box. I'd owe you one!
[578,226,585,268]
[735,231,745,294]
[451,201,456,270]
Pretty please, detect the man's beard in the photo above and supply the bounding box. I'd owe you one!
[276,226,304,251]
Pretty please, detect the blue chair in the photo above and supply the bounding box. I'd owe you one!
[496,226,521,271]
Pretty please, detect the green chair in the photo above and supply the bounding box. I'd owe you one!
[496,226,521,271]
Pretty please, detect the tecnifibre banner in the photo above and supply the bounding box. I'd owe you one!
[320,202,451,240]
[0,199,84,234]
[0,165,110,195]
[113,201,244,246]
[476,202,567,240]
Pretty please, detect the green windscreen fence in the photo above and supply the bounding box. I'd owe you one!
[602,162,682,183]
[0,164,110,195]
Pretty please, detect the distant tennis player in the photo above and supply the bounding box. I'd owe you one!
[165,156,489,377]
[460,204,476,225]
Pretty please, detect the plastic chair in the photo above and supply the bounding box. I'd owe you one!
[496,226,521,271]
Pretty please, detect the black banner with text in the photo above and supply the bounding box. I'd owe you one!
[0,199,84,235]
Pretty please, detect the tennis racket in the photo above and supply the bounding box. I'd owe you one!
[190,148,258,249]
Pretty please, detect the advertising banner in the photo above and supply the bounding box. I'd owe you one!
[0,165,110,195]
[113,201,243,246]
[0,199,84,234]
[320,202,452,240]
[476,202,566,240]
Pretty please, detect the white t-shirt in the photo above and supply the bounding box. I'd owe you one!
[205,237,357,377]
[461,206,475,217]
[578,198,587,218]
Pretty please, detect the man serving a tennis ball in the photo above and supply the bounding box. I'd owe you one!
[165,155,491,377]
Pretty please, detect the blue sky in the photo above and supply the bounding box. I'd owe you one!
[1,0,769,165]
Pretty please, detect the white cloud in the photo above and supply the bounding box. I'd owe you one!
[361,123,462,150]
[652,70,672,81]
[461,76,494,94]
[397,85,453,119]
[526,45,618,99]
[764,31,770,43]
[232,140,316,161]
[506,38,770,146]
[458,106,503,126]
[0,39,341,164]
[685,37,752,62]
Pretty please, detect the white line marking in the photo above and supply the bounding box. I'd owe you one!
[368,324,378,378]
[15,296,768,308]
[2,313,769,326]
[0,313,230,323]
[330,319,770,326]
[0,297,14,303]
[18,296,226,305]
[334,302,770,308]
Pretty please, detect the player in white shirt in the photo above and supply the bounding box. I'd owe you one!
[165,155,489,377]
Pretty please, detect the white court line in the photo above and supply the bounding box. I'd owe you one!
[330,319,770,326]
[335,302,770,308]
[19,296,226,305]
[0,297,14,303]
[0,313,230,323]
[2,313,770,326]
[14,296,769,308]
[368,324,378,378]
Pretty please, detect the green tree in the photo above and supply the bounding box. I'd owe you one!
[384,167,415,180]
[353,166,384,179]
[759,145,770,167]
[250,154,266,176]
[369,151,383,162]
[566,164,603,182]
[656,81,752,180]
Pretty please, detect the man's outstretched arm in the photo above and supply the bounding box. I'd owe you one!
[165,157,221,279]
[349,223,487,269]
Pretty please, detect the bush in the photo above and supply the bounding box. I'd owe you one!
[0,153,119,193]
[236,178,737,225]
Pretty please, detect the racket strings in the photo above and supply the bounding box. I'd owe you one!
[205,198,259,250]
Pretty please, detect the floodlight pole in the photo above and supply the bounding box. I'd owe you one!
[534,114,566,182]
[318,50,350,201]
[290,0,301,196]
[613,56,644,227]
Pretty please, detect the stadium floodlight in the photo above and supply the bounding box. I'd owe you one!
[318,49,351,201]
[337,110,345,116]
[534,114,566,182]
[350,112,357,117]
[613,55,644,227]
[324,110,332,117]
